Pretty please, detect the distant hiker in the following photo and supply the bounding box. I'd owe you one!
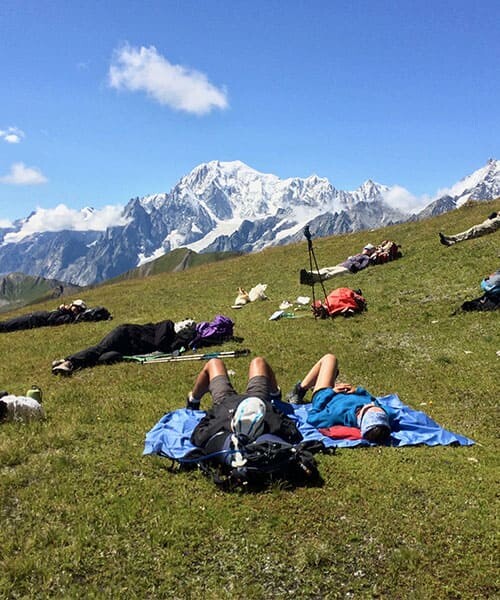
[300,240,401,285]
[52,319,198,375]
[455,268,500,313]
[189,356,302,449]
[286,353,394,443]
[0,299,90,333]
[439,212,500,246]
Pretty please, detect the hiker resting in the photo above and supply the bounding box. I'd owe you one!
[286,353,394,443]
[439,212,500,246]
[0,299,88,333]
[189,356,302,451]
[52,319,197,375]
[300,244,377,285]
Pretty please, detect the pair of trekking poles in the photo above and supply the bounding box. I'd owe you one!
[304,225,331,319]
[127,348,251,365]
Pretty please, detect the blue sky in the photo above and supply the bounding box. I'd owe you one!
[1,0,499,225]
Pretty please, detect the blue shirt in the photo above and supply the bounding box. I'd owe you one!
[307,386,392,429]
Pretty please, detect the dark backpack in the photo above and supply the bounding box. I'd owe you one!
[312,287,367,319]
[187,434,325,491]
[74,306,112,322]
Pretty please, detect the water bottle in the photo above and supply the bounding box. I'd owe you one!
[26,385,42,402]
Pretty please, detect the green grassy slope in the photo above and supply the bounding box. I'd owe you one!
[105,247,242,283]
[0,200,498,599]
[0,273,81,313]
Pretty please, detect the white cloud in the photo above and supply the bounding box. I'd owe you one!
[3,204,130,244]
[0,218,12,228]
[109,44,228,115]
[0,127,25,144]
[382,185,431,213]
[0,162,48,185]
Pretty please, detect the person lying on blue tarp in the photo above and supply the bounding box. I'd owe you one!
[188,356,302,454]
[286,353,396,444]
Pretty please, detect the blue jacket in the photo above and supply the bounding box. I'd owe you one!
[307,386,395,429]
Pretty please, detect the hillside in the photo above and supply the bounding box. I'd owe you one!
[0,200,498,598]
[105,247,242,284]
[0,272,82,313]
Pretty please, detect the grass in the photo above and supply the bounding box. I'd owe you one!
[1,200,499,599]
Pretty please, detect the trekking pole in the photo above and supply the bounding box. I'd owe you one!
[142,348,251,364]
[303,226,330,318]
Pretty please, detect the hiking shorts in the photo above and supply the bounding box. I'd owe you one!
[209,375,271,405]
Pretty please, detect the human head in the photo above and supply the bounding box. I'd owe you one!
[359,406,391,443]
[362,243,375,255]
[70,299,87,313]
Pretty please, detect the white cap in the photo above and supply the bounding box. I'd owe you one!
[71,299,87,309]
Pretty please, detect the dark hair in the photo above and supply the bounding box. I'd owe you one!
[363,425,390,444]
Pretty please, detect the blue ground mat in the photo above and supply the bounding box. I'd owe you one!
[143,394,474,461]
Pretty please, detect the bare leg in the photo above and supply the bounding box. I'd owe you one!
[247,356,280,395]
[191,358,228,400]
[300,353,339,393]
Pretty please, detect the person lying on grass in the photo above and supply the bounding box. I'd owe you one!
[286,353,395,444]
[0,299,88,333]
[188,356,302,452]
[439,211,500,246]
[52,319,196,375]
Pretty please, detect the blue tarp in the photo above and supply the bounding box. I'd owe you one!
[143,394,474,461]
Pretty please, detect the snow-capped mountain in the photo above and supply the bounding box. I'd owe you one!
[418,158,500,218]
[0,159,498,286]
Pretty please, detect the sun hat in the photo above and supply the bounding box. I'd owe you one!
[360,407,390,438]
[71,299,87,309]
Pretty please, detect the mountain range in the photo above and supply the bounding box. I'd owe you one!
[0,158,498,286]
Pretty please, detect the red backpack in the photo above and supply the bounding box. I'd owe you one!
[312,288,367,318]
[372,240,402,264]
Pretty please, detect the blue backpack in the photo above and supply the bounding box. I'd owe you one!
[480,270,500,297]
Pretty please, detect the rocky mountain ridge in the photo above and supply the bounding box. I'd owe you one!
[0,159,498,286]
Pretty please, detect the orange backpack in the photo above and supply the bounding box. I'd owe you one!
[312,287,367,318]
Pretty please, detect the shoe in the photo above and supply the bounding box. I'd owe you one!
[52,360,74,375]
[300,269,315,286]
[269,387,282,403]
[286,381,307,404]
[439,232,452,246]
[186,392,201,410]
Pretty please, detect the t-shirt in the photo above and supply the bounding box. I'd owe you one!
[0,395,45,422]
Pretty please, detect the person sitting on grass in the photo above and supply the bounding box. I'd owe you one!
[286,353,394,444]
[439,212,500,246]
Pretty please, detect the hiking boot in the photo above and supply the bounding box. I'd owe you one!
[52,360,74,376]
[286,381,307,404]
[439,232,452,246]
[186,392,201,410]
[300,269,315,286]
[269,387,282,403]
